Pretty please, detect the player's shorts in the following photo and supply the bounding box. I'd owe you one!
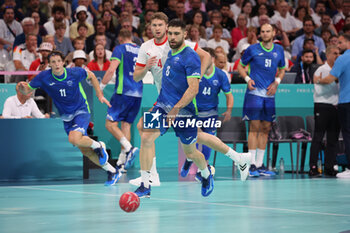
[63,113,90,135]
[242,93,275,122]
[197,115,218,135]
[107,94,142,123]
[150,106,198,145]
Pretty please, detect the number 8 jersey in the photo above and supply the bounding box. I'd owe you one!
[135,37,198,93]
[240,42,285,96]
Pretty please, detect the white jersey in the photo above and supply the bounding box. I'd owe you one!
[136,37,198,93]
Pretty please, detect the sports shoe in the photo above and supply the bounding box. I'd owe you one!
[104,169,122,186]
[308,167,321,177]
[201,166,214,197]
[134,182,151,198]
[93,141,109,166]
[336,168,350,178]
[249,164,260,177]
[236,152,251,181]
[124,147,139,170]
[257,165,276,176]
[129,172,161,186]
[180,159,193,177]
[324,168,338,177]
[195,171,202,182]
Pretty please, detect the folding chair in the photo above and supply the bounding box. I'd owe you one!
[213,117,247,172]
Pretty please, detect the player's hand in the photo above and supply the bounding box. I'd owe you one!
[247,79,256,90]
[99,95,112,108]
[267,81,278,96]
[44,113,50,118]
[167,108,179,126]
[146,56,158,69]
[222,111,231,122]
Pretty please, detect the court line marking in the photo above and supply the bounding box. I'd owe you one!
[5,185,350,217]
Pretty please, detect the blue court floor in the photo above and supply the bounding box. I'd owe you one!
[1,168,350,233]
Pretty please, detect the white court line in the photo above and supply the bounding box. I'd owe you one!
[6,185,350,218]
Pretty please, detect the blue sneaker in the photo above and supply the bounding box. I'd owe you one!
[104,169,122,186]
[134,182,151,198]
[257,165,276,176]
[124,147,139,170]
[249,164,260,177]
[201,166,214,197]
[195,171,202,182]
[180,159,193,177]
[93,141,109,165]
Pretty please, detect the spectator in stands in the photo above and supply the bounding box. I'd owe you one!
[206,10,232,46]
[28,42,53,81]
[214,50,232,82]
[123,0,140,29]
[65,37,90,66]
[100,0,118,20]
[43,34,56,50]
[77,23,89,42]
[291,16,326,62]
[13,33,38,77]
[0,0,23,21]
[234,26,258,61]
[187,11,207,38]
[296,38,325,64]
[69,5,95,41]
[333,0,350,32]
[328,35,339,47]
[231,13,248,49]
[239,1,252,27]
[164,0,177,21]
[23,0,48,25]
[48,0,71,21]
[87,43,111,71]
[207,24,230,54]
[251,4,269,28]
[342,23,350,35]
[311,1,326,27]
[66,50,89,70]
[252,0,274,19]
[321,28,332,45]
[271,1,300,39]
[101,9,117,42]
[187,24,208,48]
[2,82,49,119]
[138,9,155,36]
[139,0,156,23]
[220,3,236,32]
[185,0,209,27]
[13,17,42,48]
[309,45,340,177]
[44,4,70,38]
[0,6,22,51]
[141,23,153,42]
[315,13,338,36]
[54,21,74,56]
[115,18,142,46]
[86,19,112,53]
[74,0,97,25]
[31,11,47,37]
[206,0,222,13]
[294,6,309,29]
[292,49,320,83]
[88,34,112,60]
[175,1,186,22]
[232,43,250,71]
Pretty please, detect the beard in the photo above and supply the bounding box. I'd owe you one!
[169,39,184,49]
[262,37,273,43]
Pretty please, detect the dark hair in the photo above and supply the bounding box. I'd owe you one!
[221,3,230,9]
[93,43,106,63]
[303,15,315,26]
[52,4,65,15]
[168,18,186,30]
[48,50,65,61]
[202,47,217,59]
[77,23,88,31]
[302,49,314,56]
[339,34,350,41]
[294,6,309,18]
[343,23,350,33]
[3,6,14,14]
[303,38,315,46]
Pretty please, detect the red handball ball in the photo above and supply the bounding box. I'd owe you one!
[119,192,140,213]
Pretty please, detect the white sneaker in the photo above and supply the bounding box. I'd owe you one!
[336,168,350,178]
[129,172,161,186]
[236,152,251,181]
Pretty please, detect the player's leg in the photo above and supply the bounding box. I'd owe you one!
[130,111,160,186]
[197,131,251,181]
[134,128,160,198]
[248,120,261,177]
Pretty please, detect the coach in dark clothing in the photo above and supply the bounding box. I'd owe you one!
[291,49,320,84]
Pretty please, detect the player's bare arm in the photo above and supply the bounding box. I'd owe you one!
[237,63,256,90]
[167,78,199,124]
[196,47,212,78]
[18,81,33,95]
[314,72,338,84]
[87,70,111,107]
[101,59,120,87]
[133,56,158,82]
[222,92,233,122]
[267,68,285,96]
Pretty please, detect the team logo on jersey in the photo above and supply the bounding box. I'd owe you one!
[67,80,73,86]
[258,53,264,56]
[273,52,278,58]
[174,57,180,62]
[212,80,219,86]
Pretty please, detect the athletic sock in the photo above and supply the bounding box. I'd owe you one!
[224,148,241,163]
[249,149,256,165]
[256,148,265,168]
[117,151,127,166]
[120,137,132,152]
[141,170,151,188]
[102,163,116,173]
[150,157,158,174]
[90,140,100,149]
[200,166,210,179]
